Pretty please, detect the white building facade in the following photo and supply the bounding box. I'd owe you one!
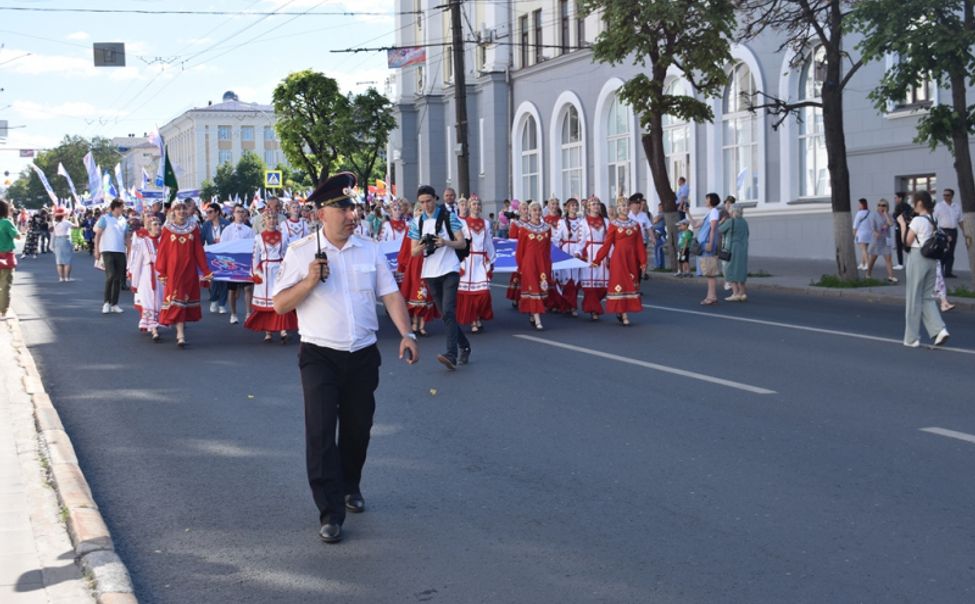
[159,91,283,191]
[389,0,972,267]
[112,136,160,192]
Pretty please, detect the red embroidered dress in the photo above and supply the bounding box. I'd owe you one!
[457,217,495,324]
[397,227,439,320]
[244,229,298,332]
[592,218,647,313]
[515,220,553,314]
[156,222,211,325]
[505,220,522,302]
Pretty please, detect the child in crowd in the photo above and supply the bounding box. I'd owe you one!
[676,219,693,277]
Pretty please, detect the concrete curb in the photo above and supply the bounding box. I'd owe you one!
[647,272,975,311]
[6,314,138,604]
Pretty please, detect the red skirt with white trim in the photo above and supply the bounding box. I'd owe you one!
[457,290,493,324]
[244,308,297,332]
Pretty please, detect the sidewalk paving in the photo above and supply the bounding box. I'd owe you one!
[1,313,135,604]
[648,255,975,311]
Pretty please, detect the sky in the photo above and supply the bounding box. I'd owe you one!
[0,0,398,184]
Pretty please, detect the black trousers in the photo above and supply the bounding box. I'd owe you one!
[894,225,905,266]
[942,228,959,276]
[299,342,380,526]
[426,271,469,360]
[102,252,126,305]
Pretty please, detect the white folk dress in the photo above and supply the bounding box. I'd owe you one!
[577,215,609,315]
[128,231,164,331]
[554,215,584,311]
[244,229,297,332]
[457,217,496,324]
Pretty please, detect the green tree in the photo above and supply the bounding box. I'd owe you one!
[272,70,348,182]
[4,135,120,208]
[235,151,266,200]
[852,0,975,287]
[581,0,736,269]
[200,178,218,202]
[339,88,396,192]
[738,0,864,281]
[213,162,237,202]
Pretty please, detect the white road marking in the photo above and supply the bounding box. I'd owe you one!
[513,334,777,395]
[643,304,975,356]
[920,427,975,446]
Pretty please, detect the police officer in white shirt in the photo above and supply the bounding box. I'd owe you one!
[272,172,418,545]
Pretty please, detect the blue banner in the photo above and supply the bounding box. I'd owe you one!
[378,238,585,275]
[204,239,253,282]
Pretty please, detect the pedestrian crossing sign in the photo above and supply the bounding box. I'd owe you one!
[264,170,283,188]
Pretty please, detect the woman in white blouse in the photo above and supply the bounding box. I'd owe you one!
[51,207,74,282]
[903,191,949,348]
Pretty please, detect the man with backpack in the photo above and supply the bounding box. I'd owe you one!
[409,185,472,370]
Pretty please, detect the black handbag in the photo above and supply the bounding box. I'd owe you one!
[718,220,733,262]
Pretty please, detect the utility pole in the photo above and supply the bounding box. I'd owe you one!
[449,0,470,197]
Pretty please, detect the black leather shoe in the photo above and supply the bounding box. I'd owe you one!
[345,493,365,513]
[437,354,457,371]
[458,347,471,365]
[319,523,342,543]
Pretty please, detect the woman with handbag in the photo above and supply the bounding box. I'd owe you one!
[692,193,723,305]
[718,206,750,302]
[903,191,949,348]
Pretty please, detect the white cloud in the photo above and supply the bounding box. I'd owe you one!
[67,31,91,41]
[0,46,145,81]
[11,100,121,121]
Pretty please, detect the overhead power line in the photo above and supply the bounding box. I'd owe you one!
[0,6,417,16]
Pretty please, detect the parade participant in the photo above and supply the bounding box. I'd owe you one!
[37,210,51,254]
[283,200,310,244]
[22,212,40,258]
[457,196,470,219]
[353,205,372,239]
[156,200,213,347]
[398,205,437,335]
[129,215,164,341]
[592,201,647,327]
[505,200,522,307]
[94,199,131,314]
[555,198,583,316]
[516,201,554,330]
[272,172,418,545]
[82,211,97,255]
[51,207,74,282]
[542,198,567,312]
[457,197,495,332]
[627,193,655,280]
[577,197,610,320]
[222,205,255,325]
[410,185,470,370]
[0,200,20,320]
[245,212,297,343]
[252,196,286,234]
[201,202,230,314]
[443,187,458,214]
[379,200,409,245]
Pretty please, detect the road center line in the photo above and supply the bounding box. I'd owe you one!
[513,334,777,395]
[919,427,975,446]
[643,304,975,356]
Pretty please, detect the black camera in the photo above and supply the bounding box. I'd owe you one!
[421,234,438,257]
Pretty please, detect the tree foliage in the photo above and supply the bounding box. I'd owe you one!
[4,135,120,208]
[211,151,266,202]
[339,88,397,190]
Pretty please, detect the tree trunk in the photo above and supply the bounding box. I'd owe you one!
[947,66,975,288]
[641,132,678,270]
[821,60,858,280]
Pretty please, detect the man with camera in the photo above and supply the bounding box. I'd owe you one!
[409,185,470,370]
[273,172,419,544]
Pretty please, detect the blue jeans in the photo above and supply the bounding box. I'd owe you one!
[425,271,469,360]
[210,280,229,306]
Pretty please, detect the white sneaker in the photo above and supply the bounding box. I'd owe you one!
[218,306,228,314]
[210,302,219,313]
[110,305,124,314]
[102,303,111,314]
[723,282,732,291]
[933,329,950,347]
[230,314,239,325]
[904,340,920,348]
[857,264,866,271]
[893,264,904,271]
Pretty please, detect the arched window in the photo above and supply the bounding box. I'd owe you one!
[560,105,583,199]
[521,115,540,202]
[606,95,630,201]
[722,62,759,202]
[799,47,829,197]
[663,79,691,188]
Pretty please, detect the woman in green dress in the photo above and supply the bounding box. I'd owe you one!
[719,206,750,302]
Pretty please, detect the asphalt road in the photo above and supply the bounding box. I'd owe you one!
[10,253,975,603]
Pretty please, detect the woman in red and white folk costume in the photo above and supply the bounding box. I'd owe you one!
[505,200,522,307]
[457,197,496,333]
[577,196,610,321]
[592,201,647,327]
[554,198,583,316]
[282,200,310,245]
[245,213,297,343]
[398,205,438,335]
[542,197,568,313]
[128,214,164,341]
[156,201,213,348]
[516,201,553,330]
[380,200,410,281]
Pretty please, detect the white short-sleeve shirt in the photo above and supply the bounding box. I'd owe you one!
[908,215,934,248]
[273,231,399,352]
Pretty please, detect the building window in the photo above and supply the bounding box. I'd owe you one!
[519,15,529,68]
[264,150,276,166]
[521,115,540,202]
[799,47,829,198]
[414,0,423,35]
[241,126,254,142]
[532,9,543,64]
[218,125,231,141]
[897,77,935,110]
[416,64,425,91]
[722,62,759,203]
[559,0,570,55]
[900,174,937,196]
[477,44,487,71]
[560,105,583,198]
[662,80,690,189]
[444,45,453,83]
[576,1,585,46]
[606,95,630,202]
[264,126,275,141]
[219,150,232,165]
